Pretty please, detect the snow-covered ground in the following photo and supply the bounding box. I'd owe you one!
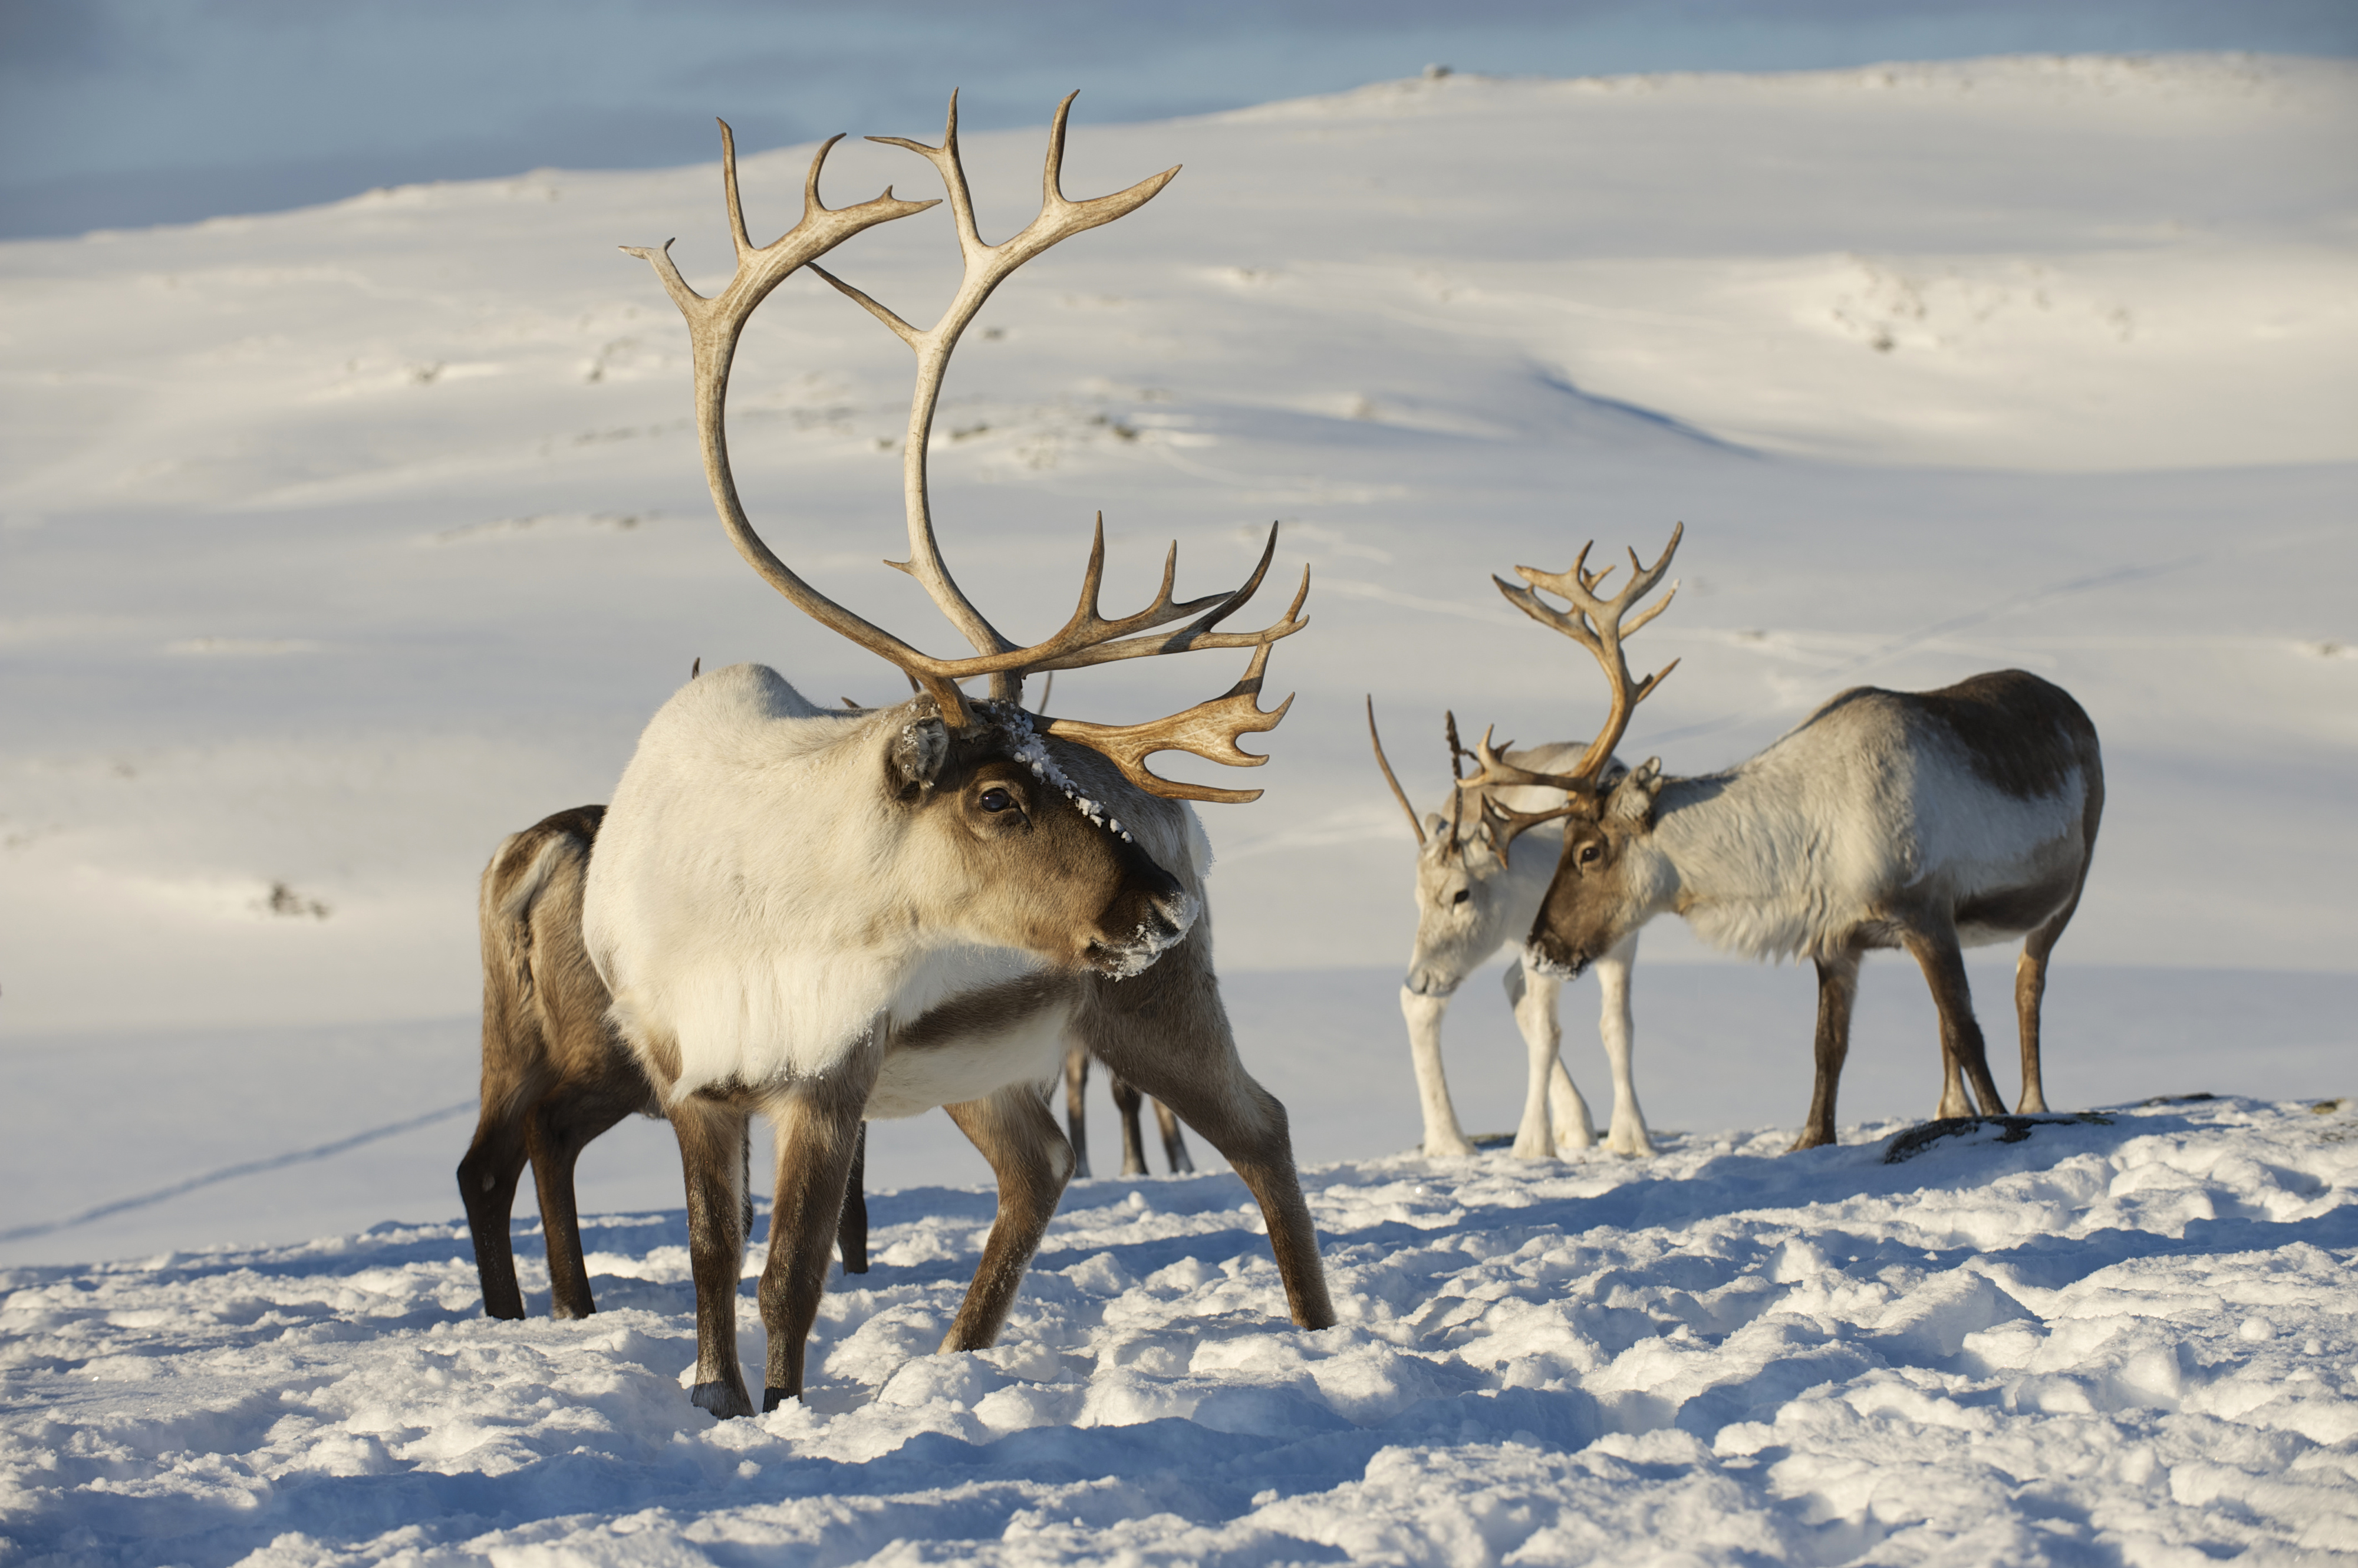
[4,1097,2354,1564]
[3,53,2355,1564]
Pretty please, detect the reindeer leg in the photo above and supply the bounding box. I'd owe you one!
[1112,1075,1151,1177]
[1085,937,1336,1330]
[940,1083,1074,1352]
[457,1093,535,1321]
[1794,944,1862,1151]
[524,1086,640,1320]
[2013,945,2052,1115]
[1903,923,2006,1119]
[756,1069,872,1410]
[1594,931,1654,1158]
[2015,832,2096,1116]
[837,1122,870,1274]
[670,1096,753,1418]
[1511,957,1589,1158]
[1400,986,1477,1159]
[1152,1099,1195,1174]
[1063,1042,1094,1181]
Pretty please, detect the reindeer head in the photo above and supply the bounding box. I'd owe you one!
[872,694,1196,978]
[1447,526,1685,980]
[628,94,1306,979]
[1523,758,1675,978]
[1371,701,1572,996]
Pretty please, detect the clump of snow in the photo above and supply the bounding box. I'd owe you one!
[986,700,1134,844]
[2,1095,2351,1563]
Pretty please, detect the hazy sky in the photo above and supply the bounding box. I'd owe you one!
[4,0,2352,238]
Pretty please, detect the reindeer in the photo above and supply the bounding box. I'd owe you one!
[458,799,1194,1313]
[580,97,1335,1417]
[1366,703,1651,1161]
[1468,525,2105,1151]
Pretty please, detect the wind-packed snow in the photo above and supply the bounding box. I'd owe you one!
[2,52,2355,1566]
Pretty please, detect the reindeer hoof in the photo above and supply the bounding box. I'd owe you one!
[689,1379,755,1420]
[762,1386,799,1413]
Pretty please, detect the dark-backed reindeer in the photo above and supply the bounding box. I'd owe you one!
[1367,703,1651,1163]
[577,97,1333,1418]
[1468,525,2104,1150]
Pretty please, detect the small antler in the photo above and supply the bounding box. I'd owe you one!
[1493,522,1684,785]
[1366,697,1427,846]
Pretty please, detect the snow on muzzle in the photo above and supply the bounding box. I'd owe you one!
[1087,884,1200,981]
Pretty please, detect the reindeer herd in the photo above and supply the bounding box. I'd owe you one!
[456,97,2104,1418]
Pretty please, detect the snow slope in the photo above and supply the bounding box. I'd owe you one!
[4,1098,2354,1564]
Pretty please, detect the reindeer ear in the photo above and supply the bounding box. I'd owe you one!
[1609,759,1665,826]
[887,700,950,796]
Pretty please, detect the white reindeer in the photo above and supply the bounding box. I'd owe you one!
[1366,703,1650,1160]
[579,98,1334,1417]
[1471,525,2105,1150]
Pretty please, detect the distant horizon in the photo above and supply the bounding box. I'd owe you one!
[4,0,2352,241]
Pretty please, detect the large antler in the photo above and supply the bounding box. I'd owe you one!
[1492,522,1684,784]
[624,125,941,671]
[806,91,1309,800]
[632,98,1307,802]
[1444,523,1684,857]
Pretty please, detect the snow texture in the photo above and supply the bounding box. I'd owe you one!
[3,1097,2353,1564]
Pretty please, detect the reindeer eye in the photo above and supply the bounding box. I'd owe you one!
[1451,888,1471,907]
[978,787,1019,814]
[1576,842,1603,867]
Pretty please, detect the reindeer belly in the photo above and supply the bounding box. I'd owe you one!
[867,974,1077,1120]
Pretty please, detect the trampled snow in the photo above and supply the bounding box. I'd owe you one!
[4,1098,2354,1563]
[2,53,2355,1565]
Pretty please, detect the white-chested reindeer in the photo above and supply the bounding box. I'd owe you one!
[1471,525,2104,1151]
[1366,703,1651,1161]
[566,97,1333,1417]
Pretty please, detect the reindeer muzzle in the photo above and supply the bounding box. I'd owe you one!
[1087,885,1200,981]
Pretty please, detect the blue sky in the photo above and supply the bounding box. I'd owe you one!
[3,0,2353,238]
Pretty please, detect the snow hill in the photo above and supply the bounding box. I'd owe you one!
[1,53,2354,1565]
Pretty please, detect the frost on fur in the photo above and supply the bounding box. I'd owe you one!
[985,701,1134,843]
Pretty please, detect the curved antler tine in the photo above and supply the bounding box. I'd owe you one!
[1043,91,1078,209]
[1366,697,1427,847]
[1076,512,1109,622]
[800,133,848,224]
[1623,580,1680,639]
[719,120,753,260]
[1443,710,1467,780]
[1194,522,1279,635]
[621,238,703,314]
